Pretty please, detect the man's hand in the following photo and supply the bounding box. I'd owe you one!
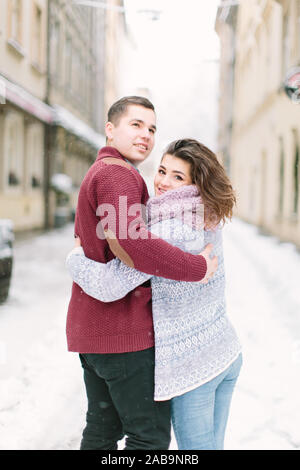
[199,243,218,284]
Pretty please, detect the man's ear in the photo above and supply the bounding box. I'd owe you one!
[105,121,114,142]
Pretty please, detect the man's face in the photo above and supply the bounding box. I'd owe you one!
[105,105,156,165]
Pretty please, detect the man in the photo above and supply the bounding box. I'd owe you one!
[66,96,217,450]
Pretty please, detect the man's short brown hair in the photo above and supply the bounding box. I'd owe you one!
[107,96,155,125]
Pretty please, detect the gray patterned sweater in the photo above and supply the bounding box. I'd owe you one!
[66,185,241,401]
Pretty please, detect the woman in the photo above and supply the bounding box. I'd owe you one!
[66,138,242,450]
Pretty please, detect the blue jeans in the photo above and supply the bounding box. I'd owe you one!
[171,353,242,450]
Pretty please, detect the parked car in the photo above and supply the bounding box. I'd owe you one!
[0,219,14,304]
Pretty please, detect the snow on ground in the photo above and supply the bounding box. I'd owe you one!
[223,219,300,450]
[0,224,85,450]
[0,218,299,450]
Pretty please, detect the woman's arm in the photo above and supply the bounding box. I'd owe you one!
[66,246,151,302]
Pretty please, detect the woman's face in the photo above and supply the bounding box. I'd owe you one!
[154,153,193,196]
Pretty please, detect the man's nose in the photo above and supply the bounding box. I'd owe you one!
[140,127,151,139]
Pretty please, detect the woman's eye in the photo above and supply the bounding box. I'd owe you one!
[175,175,183,181]
[158,169,165,175]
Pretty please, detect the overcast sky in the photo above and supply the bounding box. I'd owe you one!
[121,0,221,183]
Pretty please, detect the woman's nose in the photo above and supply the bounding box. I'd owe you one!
[160,177,171,187]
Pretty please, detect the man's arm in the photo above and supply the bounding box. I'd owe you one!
[88,163,217,282]
[66,215,217,303]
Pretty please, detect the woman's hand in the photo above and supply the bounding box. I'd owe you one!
[74,236,82,248]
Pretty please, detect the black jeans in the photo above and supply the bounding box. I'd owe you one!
[79,347,171,450]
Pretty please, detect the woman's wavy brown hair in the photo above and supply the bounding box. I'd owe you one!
[163,139,236,228]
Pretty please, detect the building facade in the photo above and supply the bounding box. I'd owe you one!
[45,0,107,227]
[103,0,127,119]
[215,1,239,175]
[0,0,127,231]
[216,0,300,248]
[0,0,50,231]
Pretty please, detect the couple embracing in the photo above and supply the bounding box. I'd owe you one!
[65,96,242,450]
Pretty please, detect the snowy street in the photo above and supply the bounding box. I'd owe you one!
[0,218,299,450]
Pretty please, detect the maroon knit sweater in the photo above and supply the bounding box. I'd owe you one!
[66,146,207,353]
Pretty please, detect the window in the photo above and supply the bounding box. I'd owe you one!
[297,0,300,63]
[282,12,291,73]
[32,4,42,67]
[260,149,267,226]
[50,20,60,78]
[65,36,72,86]
[7,125,20,185]
[8,0,22,44]
[72,47,80,95]
[293,137,299,215]
[26,125,43,191]
[79,52,84,99]
[278,137,285,215]
[66,155,83,189]
[0,77,6,104]
[3,113,24,191]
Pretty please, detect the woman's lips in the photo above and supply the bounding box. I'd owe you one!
[156,187,167,195]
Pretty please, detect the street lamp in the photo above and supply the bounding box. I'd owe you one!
[284,67,300,104]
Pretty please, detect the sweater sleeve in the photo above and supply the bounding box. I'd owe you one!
[66,247,151,302]
[88,164,207,282]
